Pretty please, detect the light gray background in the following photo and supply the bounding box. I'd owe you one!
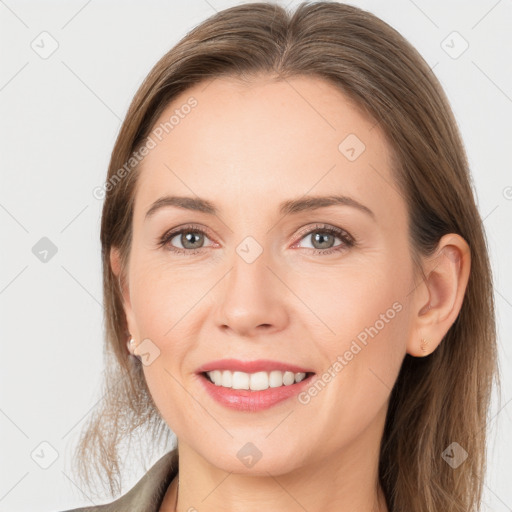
[1,1,511,511]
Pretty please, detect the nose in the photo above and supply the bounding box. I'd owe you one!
[214,250,289,338]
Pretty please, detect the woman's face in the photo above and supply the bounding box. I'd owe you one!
[116,75,419,474]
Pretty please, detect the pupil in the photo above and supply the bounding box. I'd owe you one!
[183,232,203,249]
[314,232,333,249]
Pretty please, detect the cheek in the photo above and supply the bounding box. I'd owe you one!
[296,255,408,344]
[127,258,212,411]
[298,258,408,398]
[294,271,407,445]
[129,264,200,427]
[129,256,204,339]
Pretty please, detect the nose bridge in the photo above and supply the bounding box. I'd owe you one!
[230,239,269,294]
[214,237,288,336]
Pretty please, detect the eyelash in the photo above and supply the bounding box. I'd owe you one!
[157,223,356,256]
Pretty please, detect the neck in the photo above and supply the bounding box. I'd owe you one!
[161,406,389,512]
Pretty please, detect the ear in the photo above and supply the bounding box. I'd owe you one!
[407,233,471,357]
[110,246,139,342]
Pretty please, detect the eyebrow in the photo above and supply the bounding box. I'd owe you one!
[145,194,375,220]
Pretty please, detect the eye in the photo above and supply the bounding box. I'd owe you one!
[157,223,356,256]
[293,224,355,255]
[158,224,215,255]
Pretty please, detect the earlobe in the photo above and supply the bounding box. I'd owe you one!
[407,234,471,357]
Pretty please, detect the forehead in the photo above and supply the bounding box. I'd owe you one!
[135,75,400,221]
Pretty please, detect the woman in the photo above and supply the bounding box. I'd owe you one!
[63,2,500,511]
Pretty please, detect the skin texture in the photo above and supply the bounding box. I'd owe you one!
[110,75,471,512]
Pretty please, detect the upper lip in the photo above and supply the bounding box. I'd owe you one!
[196,359,314,374]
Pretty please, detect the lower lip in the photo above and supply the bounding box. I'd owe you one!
[198,372,315,412]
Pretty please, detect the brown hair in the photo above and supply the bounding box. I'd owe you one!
[72,2,500,510]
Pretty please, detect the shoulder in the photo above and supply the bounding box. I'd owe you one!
[57,449,179,512]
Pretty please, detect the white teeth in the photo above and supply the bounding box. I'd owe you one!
[232,371,250,390]
[220,370,231,387]
[283,371,296,386]
[206,370,308,390]
[249,371,268,391]
[210,370,222,386]
[269,370,285,388]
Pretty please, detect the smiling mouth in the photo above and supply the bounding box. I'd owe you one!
[201,370,316,391]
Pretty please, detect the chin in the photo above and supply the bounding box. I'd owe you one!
[199,439,308,477]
